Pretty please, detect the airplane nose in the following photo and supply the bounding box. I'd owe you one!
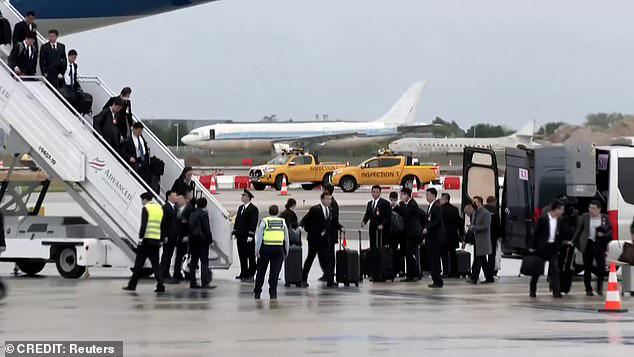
[181,134,195,145]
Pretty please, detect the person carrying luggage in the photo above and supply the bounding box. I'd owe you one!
[254,205,289,299]
[529,199,565,298]
[93,98,124,154]
[362,185,392,250]
[423,188,446,288]
[464,197,494,285]
[571,199,612,296]
[279,198,300,245]
[188,198,215,289]
[393,187,422,282]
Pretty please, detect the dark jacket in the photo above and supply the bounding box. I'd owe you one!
[393,199,423,242]
[424,200,446,245]
[572,213,612,253]
[171,177,195,197]
[233,203,259,240]
[189,208,213,247]
[12,20,36,45]
[532,214,562,258]
[93,107,121,150]
[177,202,195,240]
[39,41,67,86]
[485,204,501,241]
[301,204,341,245]
[103,96,133,138]
[161,202,179,243]
[441,203,464,249]
[362,197,391,231]
[121,134,150,171]
[279,209,298,230]
[8,41,37,75]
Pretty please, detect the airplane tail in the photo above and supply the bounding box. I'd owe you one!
[510,121,535,143]
[375,81,426,124]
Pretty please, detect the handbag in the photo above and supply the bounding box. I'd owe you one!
[520,255,545,276]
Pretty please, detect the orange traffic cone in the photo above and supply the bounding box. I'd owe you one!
[412,179,419,198]
[209,175,218,195]
[279,176,289,196]
[599,261,628,313]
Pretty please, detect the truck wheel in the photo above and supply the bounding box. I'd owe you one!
[322,173,333,186]
[252,182,266,191]
[401,176,419,190]
[340,176,357,193]
[55,247,86,279]
[16,260,46,276]
[301,184,316,190]
[273,175,285,191]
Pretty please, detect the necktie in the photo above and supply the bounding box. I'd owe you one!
[137,136,144,161]
[69,65,73,86]
[52,44,56,51]
[326,207,330,220]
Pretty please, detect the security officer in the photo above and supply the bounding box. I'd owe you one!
[123,192,165,293]
[254,205,289,300]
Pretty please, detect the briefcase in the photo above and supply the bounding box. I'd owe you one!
[520,255,545,276]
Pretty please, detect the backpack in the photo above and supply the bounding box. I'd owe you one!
[390,211,404,235]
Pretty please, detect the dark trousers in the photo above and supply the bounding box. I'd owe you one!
[471,255,494,282]
[389,238,404,274]
[405,239,420,279]
[302,239,333,283]
[583,240,605,293]
[369,226,379,249]
[237,237,256,277]
[446,246,458,277]
[427,240,444,286]
[530,245,560,295]
[173,240,188,278]
[160,235,178,278]
[126,242,164,290]
[488,237,499,274]
[254,245,285,296]
[189,245,211,287]
[439,239,449,277]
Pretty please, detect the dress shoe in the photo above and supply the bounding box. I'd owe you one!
[529,291,537,298]
[318,275,327,282]
[465,278,477,285]
[154,286,165,293]
[172,274,185,281]
[201,284,217,290]
[254,293,261,300]
[586,291,594,297]
[300,282,309,288]
[241,277,255,283]
[553,293,563,299]
[270,294,277,300]
[122,286,135,292]
[235,275,244,280]
[165,278,180,285]
[428,284,443,288]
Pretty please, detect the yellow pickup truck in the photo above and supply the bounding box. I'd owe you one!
[332,152,439,192]
[249,151,347,191]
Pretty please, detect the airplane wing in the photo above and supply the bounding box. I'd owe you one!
[270,131,364,147]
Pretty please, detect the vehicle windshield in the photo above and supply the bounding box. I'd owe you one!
[267,155,290,165]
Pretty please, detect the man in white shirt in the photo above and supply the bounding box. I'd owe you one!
[122,122,150,183]
[529,199,565,298]
[64,49,81,92]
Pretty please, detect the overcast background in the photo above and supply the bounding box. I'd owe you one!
[65,0,634,128]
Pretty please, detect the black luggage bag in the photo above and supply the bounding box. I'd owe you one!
[336,232,360,287]
[370,231,395,282]
[77,91,93,115]
[456,248,471,278]
[284,245,303,287]
[558,243,575,294]
[520,254,545,276]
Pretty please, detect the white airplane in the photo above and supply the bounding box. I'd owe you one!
[388,122,537,155]
[180,81,430,153]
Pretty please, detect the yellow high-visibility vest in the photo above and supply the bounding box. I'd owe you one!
[262,217,285,246]
[144,202,163,240]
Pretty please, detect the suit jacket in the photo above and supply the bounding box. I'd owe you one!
[104,96,133,138]
[121,134,150,171]
[301,204,339,245]
[485,204,501,241]
[8,41,37,75]
[233,203,259,240]
[394,199,423,242]
[171,177,195,197]
[471,206,492,256]
[12,21,36,45]
[362,198,391,232]
[40,42,67,85]
[425,200,446,245]
[189,208,213,247]
[441,203,464,248]
[279,209,299,230]
[532,214,562,258]
[572,213,612,253]
[161,203,179,243]
[93,108,121,149]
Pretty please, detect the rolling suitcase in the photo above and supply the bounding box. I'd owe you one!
[558,243,575,294]
[456,249,471,278]
[284,245,303,287]
[336,232,360,287]
[370,231,395,282]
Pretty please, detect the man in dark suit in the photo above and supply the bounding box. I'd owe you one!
[393,187,423,282]
[63,49,81,92]
[423,188,445,288]
[12,11,37,45]
[440,193,464,278]
[188,198,214,289]
[159,191,180,281]
[93,97,123,153]
[320,184,340,281]
[571,199,612,296]
[485,196,501,276]
[121,122,150,184]
[362,185,392,250]
[8,32,37,76]
[301,192,340,287]
[103,87,133,140]
[39,29,67,87]
[530,199,565,298]
[233,189,259,280]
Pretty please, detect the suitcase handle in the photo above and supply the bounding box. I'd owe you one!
[339,230,346,251]
[358,229,362,251]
